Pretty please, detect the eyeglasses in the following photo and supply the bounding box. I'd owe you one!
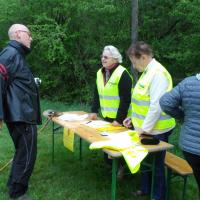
[18,30,32,38]
[100,55,112,59]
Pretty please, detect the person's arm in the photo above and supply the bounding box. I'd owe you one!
[0,50,15,124]
[0,79,4,120]
[115,70,132,124]
[0,76,5,131]
[91,83,100,113]
[89,82,100,120]
[160,83,184,119]
[141,72,168,133]
[0,64,7,121]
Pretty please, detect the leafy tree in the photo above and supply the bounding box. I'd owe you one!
[139,0,200,82]
[0,0,200,102]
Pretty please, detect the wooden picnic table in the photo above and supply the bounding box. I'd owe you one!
[43,110,173,200]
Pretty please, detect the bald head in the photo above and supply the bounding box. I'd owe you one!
[8,24,32,48]
[8,24,29,40]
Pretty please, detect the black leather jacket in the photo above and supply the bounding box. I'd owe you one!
[0,40,41,124]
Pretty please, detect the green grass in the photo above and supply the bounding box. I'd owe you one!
[0,99,198,200]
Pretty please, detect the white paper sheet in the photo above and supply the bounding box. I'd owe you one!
[83,120,110,128]
[58,113,88,121]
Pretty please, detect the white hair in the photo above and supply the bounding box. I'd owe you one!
[103,45,122,63]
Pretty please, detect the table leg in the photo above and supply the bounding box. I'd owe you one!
[79,137,82,161]
[111,158,118,200]
[182,176,188,200]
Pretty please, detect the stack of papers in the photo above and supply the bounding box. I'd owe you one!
[58,114,88,121]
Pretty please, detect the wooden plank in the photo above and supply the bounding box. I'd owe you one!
[165,152,193,175]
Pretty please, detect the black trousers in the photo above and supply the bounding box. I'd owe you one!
[140,130,172,200]
[6,122,37,198]
[183,151,200,196]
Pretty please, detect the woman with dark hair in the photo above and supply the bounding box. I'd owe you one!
[124,41,175,200]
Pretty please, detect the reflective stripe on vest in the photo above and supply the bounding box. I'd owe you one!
[101,107,118,112]
[132,112,172,120]
[97,65,125,118]
[99,95,120,100]
[131,59,175,130]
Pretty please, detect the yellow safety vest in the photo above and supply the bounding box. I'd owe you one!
[89,130,148,174]
[131,60,175,131]
[97,65,130,118]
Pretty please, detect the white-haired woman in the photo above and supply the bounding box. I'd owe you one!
[89,45,132,125]
[89,45,132,175]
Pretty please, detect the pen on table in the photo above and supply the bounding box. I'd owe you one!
[86,121,92,124]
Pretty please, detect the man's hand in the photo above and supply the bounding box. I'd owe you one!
[123,117,132,128]
[88,113,98,120]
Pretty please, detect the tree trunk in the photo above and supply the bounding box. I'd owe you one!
[131,0,138,82]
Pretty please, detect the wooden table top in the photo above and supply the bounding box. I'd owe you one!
[43,111,173,157]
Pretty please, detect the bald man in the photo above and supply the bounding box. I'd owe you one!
[0,24,41,200]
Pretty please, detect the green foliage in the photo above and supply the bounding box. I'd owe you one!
[0,0,200,101]
[139,0,200,82]
[25,0,132,102]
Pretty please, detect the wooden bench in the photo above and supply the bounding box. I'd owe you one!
[165,151,193,200]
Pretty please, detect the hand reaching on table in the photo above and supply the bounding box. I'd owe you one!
[136,128,152,138]
[123,117,132,128]
[112,120,121,126]
[88,113,98,120]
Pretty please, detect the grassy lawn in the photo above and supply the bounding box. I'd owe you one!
[0,99,198,200]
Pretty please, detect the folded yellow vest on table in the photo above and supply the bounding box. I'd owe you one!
[89,130,148,174]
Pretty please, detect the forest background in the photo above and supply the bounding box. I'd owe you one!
[0,0,200,103]
[0,1,200,199]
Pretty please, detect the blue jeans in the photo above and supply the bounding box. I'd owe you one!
[140,130,172,200]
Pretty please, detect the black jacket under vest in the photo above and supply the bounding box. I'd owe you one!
[0,40,41,124]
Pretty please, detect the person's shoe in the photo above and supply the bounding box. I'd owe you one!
[132,190,148,197]
[10,194,32,200]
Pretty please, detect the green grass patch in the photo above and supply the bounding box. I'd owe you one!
[0,99,198,199]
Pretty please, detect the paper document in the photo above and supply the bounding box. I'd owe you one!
[84,120,110,127]
[63,128,74,152]
[84,120,125,131]
[58,113,88,121]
